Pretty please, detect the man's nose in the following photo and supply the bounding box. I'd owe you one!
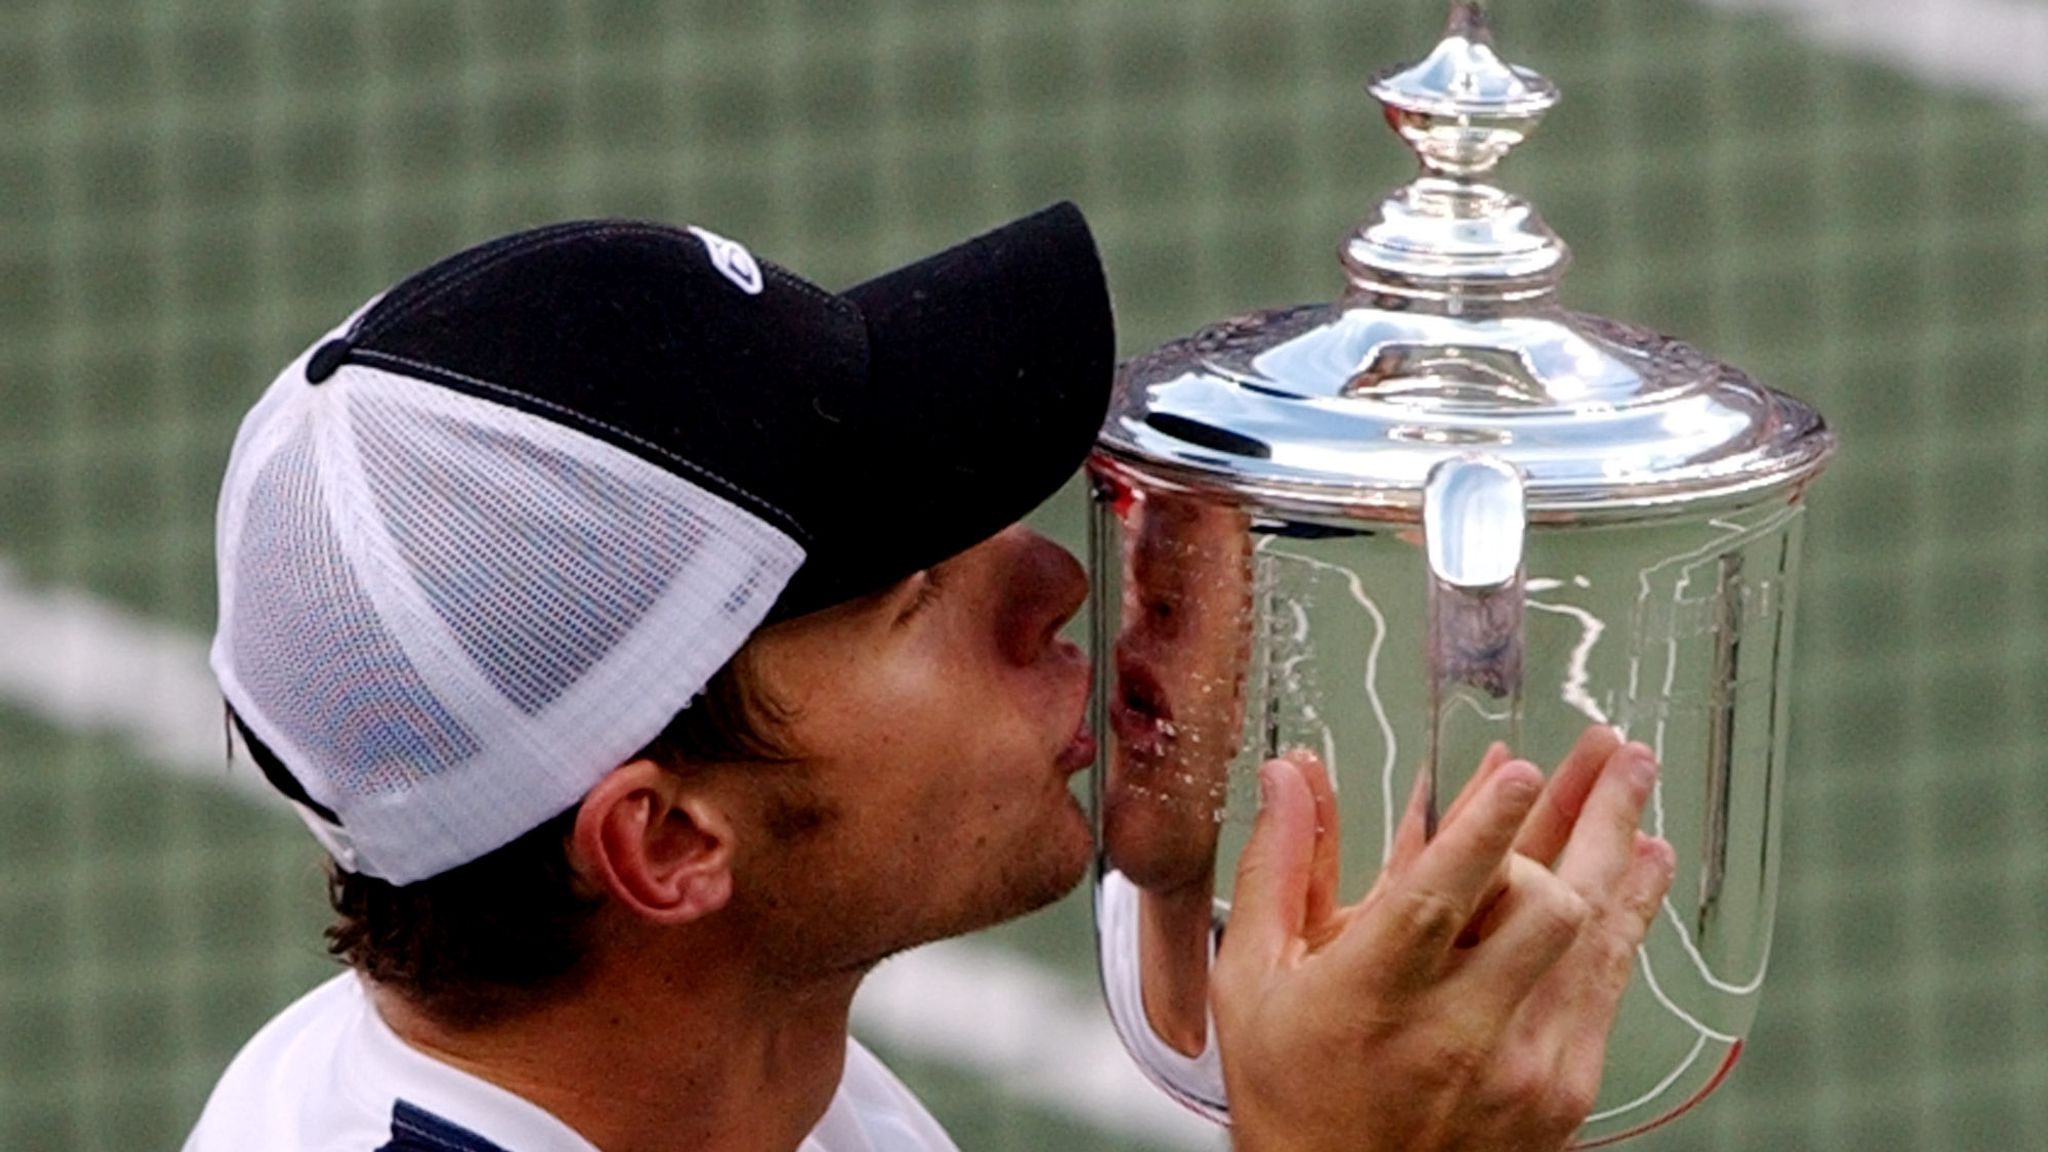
[996,526,1089,665]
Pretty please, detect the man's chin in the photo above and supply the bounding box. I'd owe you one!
[1049,823,1096,899]
[1038,802,1100,904]
[966,815,1096,937]
[867,800,1096,960]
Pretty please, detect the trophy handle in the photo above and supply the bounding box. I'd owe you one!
[1421,455,1528,838]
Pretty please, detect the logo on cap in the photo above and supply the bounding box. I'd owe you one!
[688,226,765,296]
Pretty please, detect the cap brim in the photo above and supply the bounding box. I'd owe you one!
[769,202,1115,618]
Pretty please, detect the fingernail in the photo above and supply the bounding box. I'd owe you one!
[1626,746,1658,792]
[1498,762,1542,804]
[1257,762,1276,810]
[1641,834,1677,879]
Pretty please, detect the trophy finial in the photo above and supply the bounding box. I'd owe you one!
[1368,2,1559,179]
[1445,0,1492,44]
[1342,2,1569,302]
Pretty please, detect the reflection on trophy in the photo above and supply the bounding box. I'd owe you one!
[1100,483,1253,1059]
[1088,2,1834,1144]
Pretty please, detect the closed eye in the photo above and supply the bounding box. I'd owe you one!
[895,566,945,626]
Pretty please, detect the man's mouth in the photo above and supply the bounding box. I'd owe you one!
[1055,644,1097,774]
[1109,656,1174,761]
[1058,720,1098,773]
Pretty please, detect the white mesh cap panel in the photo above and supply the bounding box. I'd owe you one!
[212,349,806,884]
[229,423,483,795]
[352,392,718,715]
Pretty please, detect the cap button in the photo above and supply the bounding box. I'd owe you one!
[305,338,354,384]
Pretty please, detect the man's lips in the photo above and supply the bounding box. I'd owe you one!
[1058,721,1098,773]
[1109,700,1168,762]
[1115,649,1172,718]
[1108,657,1174,762]
[1055,641,1096,774]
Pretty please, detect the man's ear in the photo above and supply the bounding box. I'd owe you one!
[571,760,736,926]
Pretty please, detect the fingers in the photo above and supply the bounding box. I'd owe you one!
[1622,832,1678,933]
[1291,749,1343,931]
[1389,741,1512,877]
[1453,853,1591,1014]
[1542,831,1678,1099]
[1348,760,1544,983]
[1554,742,1660,897]
[1521,751,1674,1083]
[1515,725,1624,866]
[1220,757,1320,975]
[1438,741,1516,833]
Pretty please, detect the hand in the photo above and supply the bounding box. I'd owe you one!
[1214,728,1675,1152]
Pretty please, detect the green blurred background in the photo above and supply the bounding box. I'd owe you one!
[3,0,2046,1149]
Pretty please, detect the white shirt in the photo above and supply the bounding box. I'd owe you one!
[184,973,959,1152]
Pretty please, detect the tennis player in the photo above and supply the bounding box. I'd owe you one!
[184,203,1674,1152]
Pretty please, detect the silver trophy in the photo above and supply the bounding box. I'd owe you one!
[1088,2,1836,1144]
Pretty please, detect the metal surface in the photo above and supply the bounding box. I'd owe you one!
[1101,304,1834,521]
[1095,0,1836,520]
[1090,2,1837,1147]
[1354,0,1566,292]
[1423,455,1528,837]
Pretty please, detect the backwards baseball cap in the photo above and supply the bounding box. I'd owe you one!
[212,202,1114,885]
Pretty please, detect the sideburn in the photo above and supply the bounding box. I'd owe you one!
[757,769,838,842]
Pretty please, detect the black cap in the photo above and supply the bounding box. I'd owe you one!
[302,203,1115,621]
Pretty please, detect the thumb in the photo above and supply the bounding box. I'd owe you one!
[1221,758,1318,974]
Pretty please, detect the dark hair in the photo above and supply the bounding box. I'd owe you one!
[233,648,793,1030]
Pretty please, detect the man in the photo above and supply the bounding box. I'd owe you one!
[186,202,1674,1152]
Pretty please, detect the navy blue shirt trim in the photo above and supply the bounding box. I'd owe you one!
[375,1100,514,1152]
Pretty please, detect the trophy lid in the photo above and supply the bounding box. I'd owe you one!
[1097,1,1835,523]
